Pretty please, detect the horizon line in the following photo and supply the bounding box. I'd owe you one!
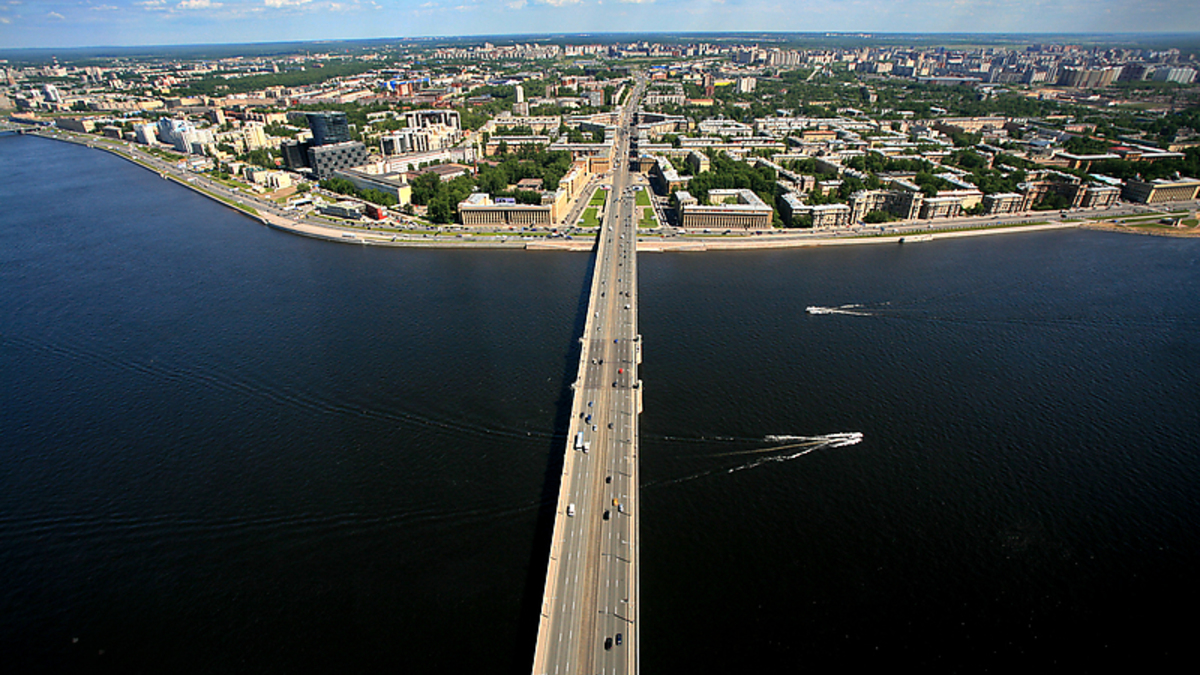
[5,30,1200,56]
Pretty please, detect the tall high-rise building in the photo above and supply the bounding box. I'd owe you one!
[307,141,369,180]
[281,140,309,170]
[305,111,351,146]
[516,84,525,104]
[156,117,194,150]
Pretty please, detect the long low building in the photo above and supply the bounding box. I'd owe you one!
[333,165,413,205]
[1122,177,1200,204]
[457,158,588,228]
[377,147,477,173]
[678,188,773,230]
[484,115,561,134]
[485,135,551,156]
[458,193,554,227]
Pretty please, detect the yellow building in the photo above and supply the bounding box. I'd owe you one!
[678,189,773,230]
[458,193,555,227]
[1122,178,1200,204]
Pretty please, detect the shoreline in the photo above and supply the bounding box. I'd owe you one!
[15,128,1137,252]
[1079,221,1200,239]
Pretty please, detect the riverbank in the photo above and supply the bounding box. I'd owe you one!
[18,129,1089,251]
[1081,221,1200,238]
[637,221,1079,251]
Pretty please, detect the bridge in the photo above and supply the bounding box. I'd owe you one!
[531,76,646,675]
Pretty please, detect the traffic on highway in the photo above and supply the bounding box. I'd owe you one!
[533,74,646,675]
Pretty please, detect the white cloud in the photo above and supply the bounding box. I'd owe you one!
[89,4,120,10]
[506,0,526,7]
[46,11,65,19]
[618,0,655,3]
[178,0,222,8]
[538,0,582,5]
[264,0,311,7]
[0,15,9,23]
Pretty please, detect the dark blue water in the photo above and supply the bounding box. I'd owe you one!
[637,239,1200,671]
[3,134,1199,673]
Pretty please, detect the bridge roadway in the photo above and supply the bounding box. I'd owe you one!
[532,77,646,675]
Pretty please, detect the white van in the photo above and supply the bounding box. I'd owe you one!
[567,503,576,517]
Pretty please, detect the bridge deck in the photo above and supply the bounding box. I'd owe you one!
[532,77,645,675]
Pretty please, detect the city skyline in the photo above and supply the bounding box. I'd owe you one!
[2,1,1200,51]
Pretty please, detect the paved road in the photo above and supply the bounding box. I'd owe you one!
[532,75,646,675]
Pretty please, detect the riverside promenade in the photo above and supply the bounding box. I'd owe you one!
[1,121,1098,253]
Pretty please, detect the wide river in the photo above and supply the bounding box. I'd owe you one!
[2,134,1198,672]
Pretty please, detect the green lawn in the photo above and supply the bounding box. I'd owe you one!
[589,190,607,207]
[635,189,651,207]
[145,146,185,162]
[638,207,657,228]
[1116,216,1173,224]
[199,187,258,216]
[208,174,250,191]
[580,207,600,228]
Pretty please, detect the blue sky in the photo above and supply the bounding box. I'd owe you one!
[1,1,1197,50]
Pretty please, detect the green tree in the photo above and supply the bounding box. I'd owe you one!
[427,195,454,223]
[1034,190,1072,211]
[241,148,276,168]
[410,172,441,206]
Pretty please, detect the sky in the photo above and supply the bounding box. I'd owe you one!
[1,0,1198,50]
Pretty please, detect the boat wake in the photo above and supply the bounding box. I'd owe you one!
[806,304,872,316]
[648,432,863,487]
[763,432,864,448]
[724,432,863,473]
